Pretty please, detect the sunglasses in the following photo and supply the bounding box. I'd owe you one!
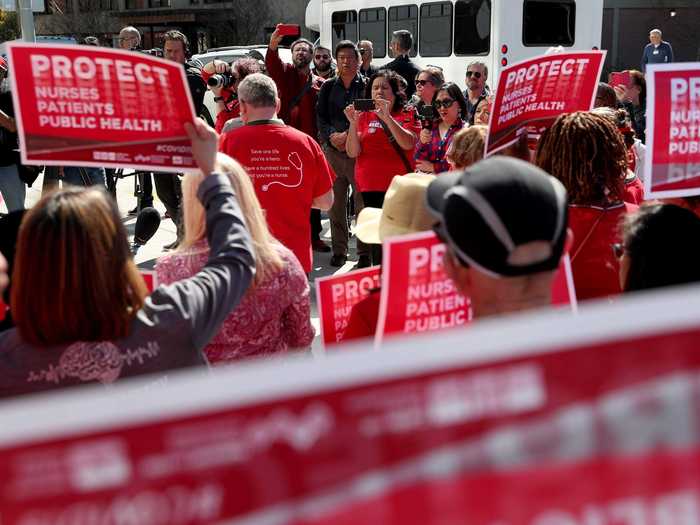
[434,98,456,109]
[612,243,625,259]
[466,71,483,79]
[359,49,369,55]
[415,79,433,86]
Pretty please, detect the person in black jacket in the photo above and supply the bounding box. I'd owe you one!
[382,30,420,98]
[154,30,208,249]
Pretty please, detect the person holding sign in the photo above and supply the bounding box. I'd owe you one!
[426,157,570,319]
[344,173,436,342]
[157,154,314,363]
[414,82,468,174]
[536,112,637,301]
[0,119,256,399]
[344,70,420,264]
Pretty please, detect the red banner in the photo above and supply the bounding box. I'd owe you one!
[486,51,606,156]
[315,266,381,347]
[6,43,198,172]
[644,63,700,198]
[551,254,578,312]
[375,231,472,346]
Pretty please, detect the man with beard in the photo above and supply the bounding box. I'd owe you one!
[463,61,489,124]
[312,45,336,80]
[266,25,330,253]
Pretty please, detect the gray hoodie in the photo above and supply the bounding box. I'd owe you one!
[0,173,255,399]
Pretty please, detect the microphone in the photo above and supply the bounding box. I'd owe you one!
[131,207,161,255]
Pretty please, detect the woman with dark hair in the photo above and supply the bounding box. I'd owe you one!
[345,69,420,264]
[202,57,263,133]
[536,111,637,301]
[618,204,700,292]
[414,82,468,174]
[0,120,256,399]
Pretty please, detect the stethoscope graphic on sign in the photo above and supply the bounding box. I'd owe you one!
[262,152,303,192]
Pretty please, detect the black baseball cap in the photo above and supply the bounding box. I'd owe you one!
[426,157,568,278]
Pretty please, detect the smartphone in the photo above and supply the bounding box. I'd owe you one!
[277,24,301,37]
[354,99,376,111]
[609,71,631,89]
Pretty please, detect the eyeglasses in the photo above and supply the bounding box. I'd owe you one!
[466,71,482,79]
[315,54,330,60]
[612,243,625,259]
[434,98,456,109]
[415,79,433,86]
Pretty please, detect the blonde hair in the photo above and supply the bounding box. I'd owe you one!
[180,153,283,285]
[446,125,487,169]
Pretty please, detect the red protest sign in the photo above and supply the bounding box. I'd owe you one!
[315,266,381,347]
[6,43,197,173]
[486,51,606,156]
[644,63,700,198]
[375,231,471,346]
[140,269,158,294]
[2,284,700,522]
[609,70,631,90]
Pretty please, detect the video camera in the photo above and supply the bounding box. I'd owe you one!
[417,105,436,129]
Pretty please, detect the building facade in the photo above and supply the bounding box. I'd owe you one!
[34,0,309,52]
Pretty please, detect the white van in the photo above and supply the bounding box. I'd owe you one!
[305,0,603,86]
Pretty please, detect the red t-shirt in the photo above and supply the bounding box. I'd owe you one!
[623,172,645,205]
[355,110,420,193]
[219,122,335,272]
[568,203,637,301]
[342,289,381,342]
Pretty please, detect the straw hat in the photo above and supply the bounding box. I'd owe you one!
[354,173,436,245]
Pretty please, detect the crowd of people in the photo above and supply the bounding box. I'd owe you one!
[0,24,698,399]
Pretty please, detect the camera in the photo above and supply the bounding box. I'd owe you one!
[207,74,236,89]
[142,48,164,58]
[418,105,436,129]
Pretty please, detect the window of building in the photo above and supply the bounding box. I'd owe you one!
[99,0,116,9]
[523,0,575,47]
[125,0,137,9]
[454,0,491,55]
[149,0,171,6]
[332,10,358,52]
[419,2,452,57]
[388,5,418,57]
[359,8,386,58]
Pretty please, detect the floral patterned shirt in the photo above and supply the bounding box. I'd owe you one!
[157,241,314,364]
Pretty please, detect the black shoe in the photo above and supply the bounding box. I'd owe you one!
[128,206,139,216]
[330,254,347,267]
[163,240,179,251]
[356,255,372,268]
[312,238,331,253]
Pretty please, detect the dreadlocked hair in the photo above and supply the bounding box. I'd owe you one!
[535,111,627,205]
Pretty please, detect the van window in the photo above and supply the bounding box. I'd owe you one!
[359,8,387,58]
[419,2,452,57]
[454,0,491,56]
[523,0,575,47]
[388,5,418,57]
[332,10,358,52]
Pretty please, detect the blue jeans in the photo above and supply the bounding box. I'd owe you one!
[0,164,26,212]
[62,167,106,188]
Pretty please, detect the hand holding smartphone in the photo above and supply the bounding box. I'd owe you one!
[353,99,376,112]
[277,24,301,37]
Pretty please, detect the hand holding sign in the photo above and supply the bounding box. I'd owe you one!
[7,43,198,172]
[184,119,218,175]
